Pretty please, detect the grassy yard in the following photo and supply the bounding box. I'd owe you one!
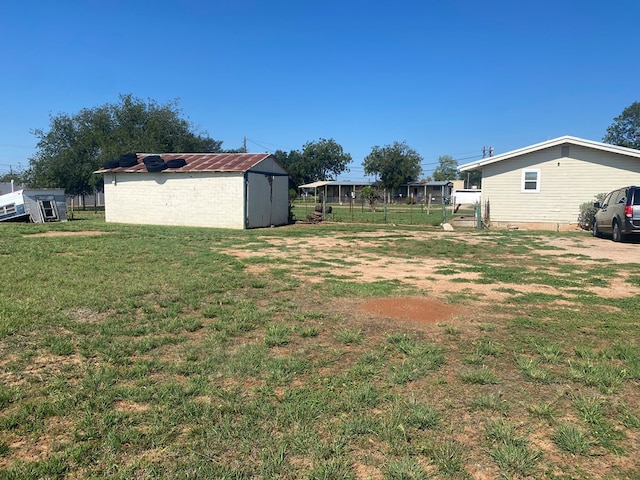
[0,213,639,479]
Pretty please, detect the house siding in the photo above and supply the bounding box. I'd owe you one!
[104,172,246,228]
[482,145,640,228]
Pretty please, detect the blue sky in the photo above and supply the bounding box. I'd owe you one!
[1,0,638,181]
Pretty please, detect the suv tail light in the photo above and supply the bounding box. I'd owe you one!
[625,205,633,218]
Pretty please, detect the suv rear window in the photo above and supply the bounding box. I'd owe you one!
[633,189,640,206]
[610,189,625,205]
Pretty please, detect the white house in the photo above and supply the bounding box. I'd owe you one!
[97,153,289,229]
[458,136,640,230]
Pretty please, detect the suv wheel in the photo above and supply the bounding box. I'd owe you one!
[593,220,601,238]
[612,220,625,242]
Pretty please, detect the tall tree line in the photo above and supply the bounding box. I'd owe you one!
[25,94,223,196]
[19,96,640,197]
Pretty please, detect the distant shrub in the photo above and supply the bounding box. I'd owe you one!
[577,192,607,230]
[361,185,380,212]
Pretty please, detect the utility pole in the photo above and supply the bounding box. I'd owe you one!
[243,137,247,153]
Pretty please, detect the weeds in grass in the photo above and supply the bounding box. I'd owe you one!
[485,419,542,477]
[430,439,467,477]
[553,424,592,455]
[386,333,418,354]
[297,325,319,338]
[469,393,508,412]
[474,339,502,357]
[490,443,542,478]
[383,458,428,480]
[335,328,364,345]
[394,401,440,430]
[2,219,639,479]
[462,352,485,365]
[568,359,624,393]
[308,457,355,480]
[574,395,606,425]
[516,356,552,383]
[616,404,640,429]
[264,324,291,347]
[464,338,502,365]
[485,419,524,446]
[387,339,445,384]
[340,412,379,437]
[527,401,557,422]
[535,340,562,362]
[442,324,460,335]
[510,317,541,330]
[477,324,495,332]
[325,279,412,297]
[460,367,500,385]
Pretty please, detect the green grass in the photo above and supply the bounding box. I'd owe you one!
[469,393,508,412]
[1,214,639,478]
[383,458,428,480]
[527,401,558,422]
[429,439,468,477]
[484,419,542,477]
[460,367,500,385]
[553,424,592,455]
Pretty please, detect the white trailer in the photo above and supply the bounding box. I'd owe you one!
[0,189,67,223]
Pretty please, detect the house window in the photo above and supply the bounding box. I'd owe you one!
[521,169,540,193]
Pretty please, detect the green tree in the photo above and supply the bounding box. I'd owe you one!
[603,101,640,149]
[432,155,458,181]
[273,149,304,189]
[26,94,223,195]
[362,141,423,192]
[0,169,26,185]
[361,185,380,212]
[300,138,351,182]
[273,138,351,189]
[465,170,482,189]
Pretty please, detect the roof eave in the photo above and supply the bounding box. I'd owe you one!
[458,135,640,171]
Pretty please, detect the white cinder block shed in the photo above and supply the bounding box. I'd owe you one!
[97,153,289,229]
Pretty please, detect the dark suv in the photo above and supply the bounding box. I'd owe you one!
[593,186,640,241]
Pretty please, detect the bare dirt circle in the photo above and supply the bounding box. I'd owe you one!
[359,297,459,323]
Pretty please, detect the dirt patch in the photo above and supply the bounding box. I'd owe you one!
[114,400,150,413]
[224,231,640,302]
[25,231,107,238]
[360,297,459,323]
[532,235,640,263]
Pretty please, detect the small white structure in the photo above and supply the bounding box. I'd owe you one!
[0,188,67,223]
[458,136,640,230]
[97,153,289,229]
[451,188,482,206]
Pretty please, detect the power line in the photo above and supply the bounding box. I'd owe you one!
[244,137,485,172]
[245,138,290,152]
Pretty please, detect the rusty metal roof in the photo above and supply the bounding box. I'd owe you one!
[95,153,275,173]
